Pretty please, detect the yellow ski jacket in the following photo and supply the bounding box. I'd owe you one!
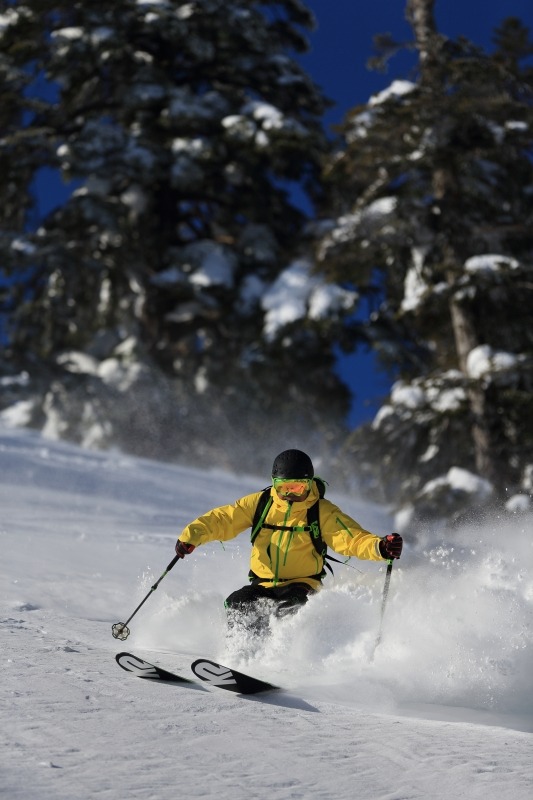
[178,481,384,590]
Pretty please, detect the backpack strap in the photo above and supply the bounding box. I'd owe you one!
[306,499,326,557]
[250,487,273,544]
[306,499,335,577]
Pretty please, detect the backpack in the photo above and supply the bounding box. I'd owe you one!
[250,478,337,578]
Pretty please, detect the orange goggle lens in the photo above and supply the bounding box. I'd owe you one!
[272,478,311,496]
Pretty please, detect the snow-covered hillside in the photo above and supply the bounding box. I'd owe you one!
[1,426,531,800]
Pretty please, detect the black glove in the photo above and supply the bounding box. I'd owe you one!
[379,533,403,560]
[175,540,196,559]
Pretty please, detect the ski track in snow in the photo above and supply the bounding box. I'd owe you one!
[1,426,532,800]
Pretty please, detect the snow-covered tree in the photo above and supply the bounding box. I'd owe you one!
[0,4,49,353]
[316,0,533,524]
[0,0,350,468]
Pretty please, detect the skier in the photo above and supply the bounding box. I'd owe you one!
[174,449,402,631]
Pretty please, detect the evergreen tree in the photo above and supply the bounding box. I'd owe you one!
[316,0,533,523]
[0,0,349,468]
[0,4,49,356]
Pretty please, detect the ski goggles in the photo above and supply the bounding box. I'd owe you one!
[272,477,312,496]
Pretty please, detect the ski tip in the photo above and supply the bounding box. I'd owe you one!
[191,658,279,695]
[116,652,195,683]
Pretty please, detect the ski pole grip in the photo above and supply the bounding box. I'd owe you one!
[166,554,180,572]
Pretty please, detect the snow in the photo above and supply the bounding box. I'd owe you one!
[170,137,214,188]
[464,254,520,274]
[222,100,307,148]
[120,184,148,215]
[1,426,532,799]
[97,359,145,391]
[11,237,37,256]
[318,197,397,254]
[0,9,21,32]
[187,243,236,289]
[0,372,30,388]
[56,351,100,375]
[175,3,196,20]
[346,81,416,140]
[51,27,84,41]
[420,467,494,503]
[523,466,533,492]
[466,345,519,379]
[0,399,34,427]
[308,282,355,320]
[505,120,528,133]
[425,384,466,413]
[90,27,114,45]
[401,267,426,312]
[401,248,429,312]
[381,375,468,418]
[245,100,285,130]
[390,381,426,410]
[368,80,417,107]
[262,260,313,337]
[505,494,531,513]
[371,402,394,429]
[262,259,356,340]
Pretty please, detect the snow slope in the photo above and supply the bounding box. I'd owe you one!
[1,426,531,800]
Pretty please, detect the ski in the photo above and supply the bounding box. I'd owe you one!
[191,658,279,695]
[116,652,195,684]
[116,652,279,695]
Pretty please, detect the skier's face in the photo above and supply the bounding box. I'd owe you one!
[273,478,311,503]
[281,491,310,503]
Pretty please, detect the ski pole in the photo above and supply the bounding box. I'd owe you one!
[111,554,180,640]
[371,558,393,659]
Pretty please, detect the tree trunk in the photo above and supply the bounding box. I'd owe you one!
[448,285,501,488]
[406,0,436,66]
[407,0,502,491]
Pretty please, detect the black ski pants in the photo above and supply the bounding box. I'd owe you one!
[225,582,314,631]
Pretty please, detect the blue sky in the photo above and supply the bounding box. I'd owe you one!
[301,0,533,129]
[297,0,533,426]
